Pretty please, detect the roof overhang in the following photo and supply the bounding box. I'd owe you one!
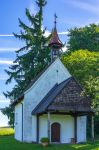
[11,94,24,106]
[32,77,93,115]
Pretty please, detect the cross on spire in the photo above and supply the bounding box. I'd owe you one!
[54,13,58,29]
[49,14,63,62]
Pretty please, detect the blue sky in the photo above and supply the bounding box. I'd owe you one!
[0,0,99,108]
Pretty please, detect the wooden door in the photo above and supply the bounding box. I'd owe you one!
[51,123,60,142]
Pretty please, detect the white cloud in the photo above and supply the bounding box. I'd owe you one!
[62,46,67,52]
[60,16,99,28]
[59,31,68,35]
[0,100,10,103]
[0,30,68,40]
[0,60,13,65]
[44,30,51,37]
[63,0,99,15]
[0,48,19,52]
[44,30,68,37]
[0,34,14,37]
[0,60,17,65]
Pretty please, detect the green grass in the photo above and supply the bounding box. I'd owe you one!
[0,128,14,136]
[0,136,99,150]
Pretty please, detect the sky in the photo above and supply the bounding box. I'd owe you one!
[0,0,99,109]
[0,110,9,127]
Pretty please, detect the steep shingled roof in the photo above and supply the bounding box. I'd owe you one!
[32,77,93,115]
[49,28,63,48]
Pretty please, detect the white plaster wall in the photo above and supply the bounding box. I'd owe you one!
[39,115,74,143]
[15,103,23,141]
[77,116,87,143]
[39,115,48,141]
[32,115,37,142]
[39,115,87,143]
[23,58,71,142]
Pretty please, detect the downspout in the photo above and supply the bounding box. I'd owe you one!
[21,103,23,142]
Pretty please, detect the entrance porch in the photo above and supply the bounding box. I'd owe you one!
[32,77,93,144]
[36,113,87,144]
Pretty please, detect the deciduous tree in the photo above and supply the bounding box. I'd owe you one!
[68,24,99,52]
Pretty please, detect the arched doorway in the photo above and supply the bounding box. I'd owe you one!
[51,122,60,142]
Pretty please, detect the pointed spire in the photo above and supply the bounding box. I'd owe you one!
[54,13,57,30]
[49,14,63,49]
[49,14,63,62]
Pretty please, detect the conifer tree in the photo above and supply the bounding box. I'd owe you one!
[4,0,50,100]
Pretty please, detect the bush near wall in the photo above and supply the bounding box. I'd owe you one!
[0,128,14,136]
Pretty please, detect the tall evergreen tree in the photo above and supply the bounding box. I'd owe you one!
[3,0,50,127]
[4,0,50,100]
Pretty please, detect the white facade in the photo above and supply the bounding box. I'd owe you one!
[77,116,87,143]
[14,58,87,143]
[23,58,71,142]
[39,115,86,143]
[39,115,74,143]
[15,102,23,141]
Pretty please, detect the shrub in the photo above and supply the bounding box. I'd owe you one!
[40,137,49,143]
[0,128,14,136]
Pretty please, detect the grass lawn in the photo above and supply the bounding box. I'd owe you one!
[0,136,99,150]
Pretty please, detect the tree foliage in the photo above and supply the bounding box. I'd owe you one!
[4,0,50,100]
[1,106,14,127]
[3,0,50,127]
[67,24,99,52]
[61,50,99,113]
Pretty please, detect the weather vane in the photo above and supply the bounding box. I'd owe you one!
[54,13,58,29]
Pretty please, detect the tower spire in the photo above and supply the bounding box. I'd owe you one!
[49,14,63,62]
[54,13,57,30]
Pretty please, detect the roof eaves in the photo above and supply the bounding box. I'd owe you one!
[11,94,24,106]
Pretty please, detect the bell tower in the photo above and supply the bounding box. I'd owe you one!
[49,14,63,62]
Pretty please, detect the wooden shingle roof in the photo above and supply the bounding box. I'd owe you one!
[32,77,93,115]
[49,28,63,48]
